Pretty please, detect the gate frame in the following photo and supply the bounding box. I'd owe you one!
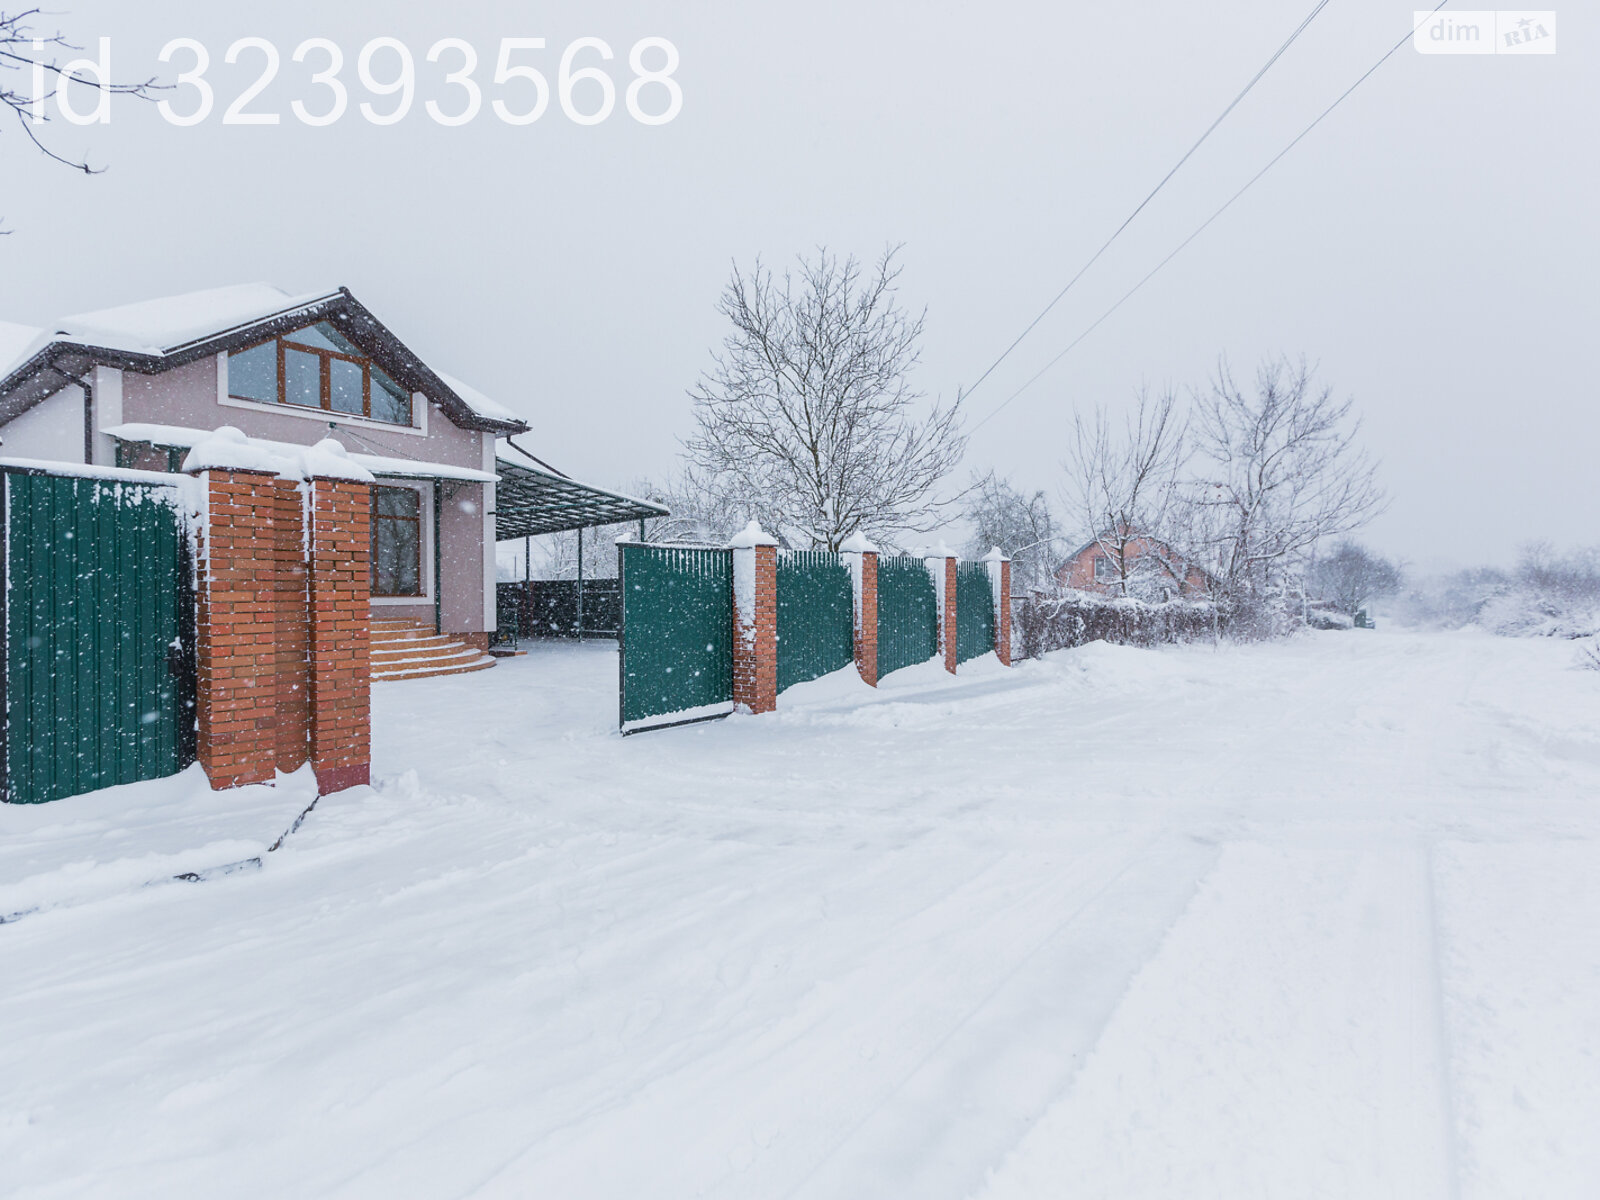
[617,539,737,736]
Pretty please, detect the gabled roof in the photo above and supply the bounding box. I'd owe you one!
[0,284,530,435]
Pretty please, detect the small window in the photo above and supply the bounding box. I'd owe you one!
[228,321,414,426]
[371,485,423,597]
[1093,555,1118,582]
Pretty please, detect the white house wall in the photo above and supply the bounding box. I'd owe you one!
[0,385,83,461]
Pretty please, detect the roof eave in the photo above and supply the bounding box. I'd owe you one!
[0,288,532,436]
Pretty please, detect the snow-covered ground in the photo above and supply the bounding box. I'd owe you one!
[3,630,1598,1198]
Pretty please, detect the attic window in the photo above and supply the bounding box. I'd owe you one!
[228,322,412,425]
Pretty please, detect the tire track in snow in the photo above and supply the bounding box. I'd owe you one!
[783,832,1220,1200]
[972,841,1462,1199]
[463,827,1197,1199]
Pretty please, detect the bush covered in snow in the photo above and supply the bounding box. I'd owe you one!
[1015,592,1220,659]
[1397,544,1600,640]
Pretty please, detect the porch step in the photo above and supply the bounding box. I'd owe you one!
[369,618,496,682]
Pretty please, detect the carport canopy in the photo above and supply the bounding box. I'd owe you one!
[494,440,668,538]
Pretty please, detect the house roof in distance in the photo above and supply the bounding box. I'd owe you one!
[0,284,530,435]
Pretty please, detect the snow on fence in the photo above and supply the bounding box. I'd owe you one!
[618,528,1012,733]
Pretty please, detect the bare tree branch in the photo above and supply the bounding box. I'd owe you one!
[683,246,967,551]
[1,7,162,231]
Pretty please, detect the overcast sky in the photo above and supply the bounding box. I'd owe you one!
[2,0,1593,568]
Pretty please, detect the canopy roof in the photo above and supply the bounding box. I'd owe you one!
[494,441,667,538]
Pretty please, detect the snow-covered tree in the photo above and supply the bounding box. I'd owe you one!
[1061,388,1189,599]
[961,472,1057,591]
[684,246,966,551]
[1189,358,1386,609]
[1309,540,1402,616]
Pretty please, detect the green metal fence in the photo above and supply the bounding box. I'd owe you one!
[776,550,854,693]
[618,544,733,730]
[955,561,996,664]
[875,556,938,677]
[3,469,196,805]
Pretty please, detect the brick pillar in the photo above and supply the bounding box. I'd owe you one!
[943,556,958,674]
[926,550,957,674]
[846,548,879,686]
[194,469,285,789]
[731,522,778,715]
[307,477,372,792]
[271,479,310,772]
[983,548,1012,666]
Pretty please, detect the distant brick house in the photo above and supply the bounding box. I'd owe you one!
[1055,533,1212,600]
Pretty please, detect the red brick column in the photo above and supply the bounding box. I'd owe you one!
[307,477,372,792]
[194,469,285,789]
[851,550,879,686]
[270,479,310,771]
[984,550,1012,666]
[731,525,778,715]
[942,556,958,674]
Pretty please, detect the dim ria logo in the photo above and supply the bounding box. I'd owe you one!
[1414,11,1556,54]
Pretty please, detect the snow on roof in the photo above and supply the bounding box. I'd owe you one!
[434,371,522,425]
[1,286,527,431]
[0,319,45,376]
[105,423,497,483]
[58,283,340,355]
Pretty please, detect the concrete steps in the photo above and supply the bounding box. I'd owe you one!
[370,618,496,682]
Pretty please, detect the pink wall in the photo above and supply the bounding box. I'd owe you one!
[120,355,492,634]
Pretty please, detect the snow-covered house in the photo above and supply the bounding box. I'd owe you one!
[0,284,664,679]
[1055,532,1213,601]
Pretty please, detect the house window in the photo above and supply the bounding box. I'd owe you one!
[371,485,423,597]
[228,321,413,425]
[1093,554,1118,582]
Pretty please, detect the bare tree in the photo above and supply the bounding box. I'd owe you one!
[684,246,966,551]
[1061,388,1189,598]
[1309,540,1402,616]
[1190,358,1386,607]
[1,8,158,230]
[961,471,1057,591]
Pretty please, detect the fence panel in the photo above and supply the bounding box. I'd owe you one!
[499,580,622,639]
[776,550,854,693]
[955,561,996,664]
[875,555,938,677]
[3,469,195,804]
[618,544,733,729]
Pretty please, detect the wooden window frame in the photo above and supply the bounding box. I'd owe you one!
[370,484,424,598]
[228,331,413,426]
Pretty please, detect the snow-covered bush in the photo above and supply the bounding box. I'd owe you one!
[1015,592,1220,659]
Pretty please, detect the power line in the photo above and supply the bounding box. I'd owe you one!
[970,2,1448,435]
[958,0,1335,404]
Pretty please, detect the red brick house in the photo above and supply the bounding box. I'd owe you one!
[1055,532,1212,600]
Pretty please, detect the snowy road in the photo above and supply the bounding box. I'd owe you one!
[3,630,1598,1198]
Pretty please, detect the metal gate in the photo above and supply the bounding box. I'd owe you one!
[776,550,853,693]
[2,468,196,804]
[955,561,996,664]
[876,556,938,677]
[617,544,733,731]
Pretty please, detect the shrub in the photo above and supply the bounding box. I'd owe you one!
[1015,591,1221,659]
